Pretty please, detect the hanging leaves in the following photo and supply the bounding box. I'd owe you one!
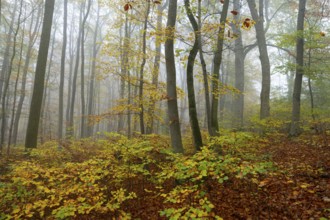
[124,0,162,11]
[241,18,255,30]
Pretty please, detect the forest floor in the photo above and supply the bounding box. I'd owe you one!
[0,132,329,219]
[124,134,330,220]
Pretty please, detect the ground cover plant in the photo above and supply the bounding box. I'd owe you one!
[0,131,329,219]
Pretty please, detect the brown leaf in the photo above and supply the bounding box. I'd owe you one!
[124,3,132,11]
[231,10,238,15]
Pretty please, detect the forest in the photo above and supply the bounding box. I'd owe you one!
[0,0,329,219]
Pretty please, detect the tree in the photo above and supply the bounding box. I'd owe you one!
[146,1,168,134]
[289,0,307,136]
[197,0,211,134]
[80,0,92,138]
[138,0,151,134]
[232,0,245,129]
[165,0,184,153]
[86,4,101,137]
[58,0,68,140]
[210,0,230,136]
[12,4,42,145]
[184,0,203,151]
[25,0,55,148]
[247,0,271,120]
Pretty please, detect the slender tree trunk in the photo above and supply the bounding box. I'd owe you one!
[184,0,203,151]
[65,13,75,137]
[165,0,184,153]
[146,2,167,134]
[25,0,55,148]
[0,1,22,153]
[289,0,306,136]
[13,6,42,145]
[198,0,211,134]
[117,22,128,134]
[232,0,245,129]
[0,0,17,101]
[138,1,150,134]
[40,26,56,143]
[8,8,26,153]
[247,0,271,119]
[58,0,68,140]
[210,0,229,136]
[68,3,83,138]
[87,5,100,137]
[80,0,92,138]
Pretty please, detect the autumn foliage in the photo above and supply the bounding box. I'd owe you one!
[0,131,329,219]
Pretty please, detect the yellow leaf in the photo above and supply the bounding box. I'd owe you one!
[12,208,21,214]
[300,183,309,189]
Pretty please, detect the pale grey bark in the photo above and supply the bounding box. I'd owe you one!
[58,0,68,140]
[80,0,92,138]
[138,1,150,134]
[232,0,245,128]
[86,5,100,137]
[247,0,271,120]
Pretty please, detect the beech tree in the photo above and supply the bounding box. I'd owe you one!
[210,0,230,136]
[184,0,203,151]
[247,0,271,120]
[58,0,68,140]
[25,0,55,148]
[165,0,184,153]
[289,0,307,136]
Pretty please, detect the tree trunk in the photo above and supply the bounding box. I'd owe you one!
[80,0,92,138]
[184,0,203,151]
[66,14,75,137]
[0,1,22,153]
[68,3,83,138]
[0,0,18,101]
[247,0,271,120]
[8,6,25,153]
[165,0,184,153]
[232,0,245,129]
[210,0,229,136]
[197,0,211,134]
[289,0,306,136]
[146,2,167,134]
[138,1,150,134]
[86,4,100,137]
[13,5,42,145]
[25,0,55,148]
[58,0,68,140]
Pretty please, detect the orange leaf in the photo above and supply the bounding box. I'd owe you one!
[242,18,252,29]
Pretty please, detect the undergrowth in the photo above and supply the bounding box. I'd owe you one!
[0,132,278,219]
